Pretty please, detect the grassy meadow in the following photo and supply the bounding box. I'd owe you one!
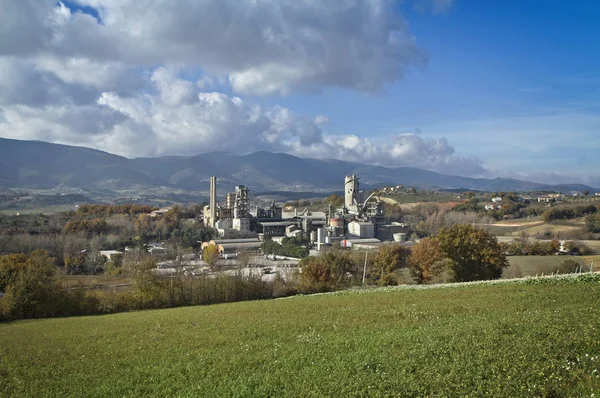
[1,275,600,397]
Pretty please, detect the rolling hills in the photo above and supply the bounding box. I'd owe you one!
[0,137,596,195]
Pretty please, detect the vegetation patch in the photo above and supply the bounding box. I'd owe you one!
[1,276,599,397]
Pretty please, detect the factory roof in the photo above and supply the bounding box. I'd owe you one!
[343,238,381,244]
[220,242,262,249]
[259,221,292,227]
[349,221,374,226]
[212,238,259,245]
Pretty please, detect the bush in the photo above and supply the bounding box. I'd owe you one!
[300,252,357,293]
[556,259,582,274]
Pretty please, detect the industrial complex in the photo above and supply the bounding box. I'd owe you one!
[201,174,410,254]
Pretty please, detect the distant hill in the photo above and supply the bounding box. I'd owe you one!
[0,137,597,195]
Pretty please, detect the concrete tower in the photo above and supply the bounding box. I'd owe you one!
[344,174,359,213]
[209,176,217,228]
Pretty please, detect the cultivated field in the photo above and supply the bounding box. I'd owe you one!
[1,276,600,397]
[504,255,588,278]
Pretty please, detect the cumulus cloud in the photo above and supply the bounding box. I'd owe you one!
[286,134,485,176]
[0,64,482,176]
[0,0,425,95]
[0,0,487,178]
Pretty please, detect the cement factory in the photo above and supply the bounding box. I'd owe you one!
[201,174,410,254]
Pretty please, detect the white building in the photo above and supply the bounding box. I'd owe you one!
[347,221,375,239]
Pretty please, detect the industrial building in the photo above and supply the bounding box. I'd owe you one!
[200,173,411,253]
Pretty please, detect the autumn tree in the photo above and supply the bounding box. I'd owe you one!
[325,194,344,207]
[203,245,219,269]
[299,252,357,292]
[437,224,509,282]
[0,250,62,319]
[371,244,409,286]
[407,237,446,284]
[0,254,28,292]
[134,214,153,238]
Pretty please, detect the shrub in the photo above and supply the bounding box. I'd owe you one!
[556,259,582,274]
[300,252,357,293]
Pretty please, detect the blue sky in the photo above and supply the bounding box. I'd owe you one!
[1,0,599,185]
[274,1,600,177]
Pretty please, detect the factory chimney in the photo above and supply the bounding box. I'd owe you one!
[209,176,217,228]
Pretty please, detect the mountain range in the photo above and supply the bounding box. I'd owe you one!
[0,137,596,196]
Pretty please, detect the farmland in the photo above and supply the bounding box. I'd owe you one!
[1,275,600,397]
[503,255,588,278]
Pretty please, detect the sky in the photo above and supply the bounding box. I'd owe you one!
[0,0,599,186]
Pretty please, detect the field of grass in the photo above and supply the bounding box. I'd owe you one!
[506,223,581,237]
[583,255,600,265]
[2,276,600,397]
[504,255,588,278]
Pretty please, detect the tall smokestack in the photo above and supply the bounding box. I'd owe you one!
[210,176,217,228]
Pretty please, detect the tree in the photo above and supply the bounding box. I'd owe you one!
[586,214,600,233]
[407,237,446,284]
[325,194,344,207]
[0,250,62,319]
[134,214,153,237]
[203,245,219,269]
[0,254,28,292]
[437,224,509,282]
[371,244,409,286]
[299,252,357,292]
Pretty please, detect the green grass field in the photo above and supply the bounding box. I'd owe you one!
[1,276,600,397]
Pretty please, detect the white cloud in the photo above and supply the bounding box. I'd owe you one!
[0,0,426,95]
[314,115,330,125]
[0,66,483,176]
[0,0,496,179]
[286,133,485,176]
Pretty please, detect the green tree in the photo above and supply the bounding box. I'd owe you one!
[437,224,509,282]
[407,237,446,284]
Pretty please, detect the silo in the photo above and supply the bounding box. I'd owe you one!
[209,176,217,228]
[344,175,359,212]
[329,216,343,228]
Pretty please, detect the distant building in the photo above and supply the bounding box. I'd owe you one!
[99,250,122,261]
[150,207,171,217]
[347,221,375,239]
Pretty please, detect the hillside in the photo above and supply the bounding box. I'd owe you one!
[1,276,599,397]
[0,137,597,194]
